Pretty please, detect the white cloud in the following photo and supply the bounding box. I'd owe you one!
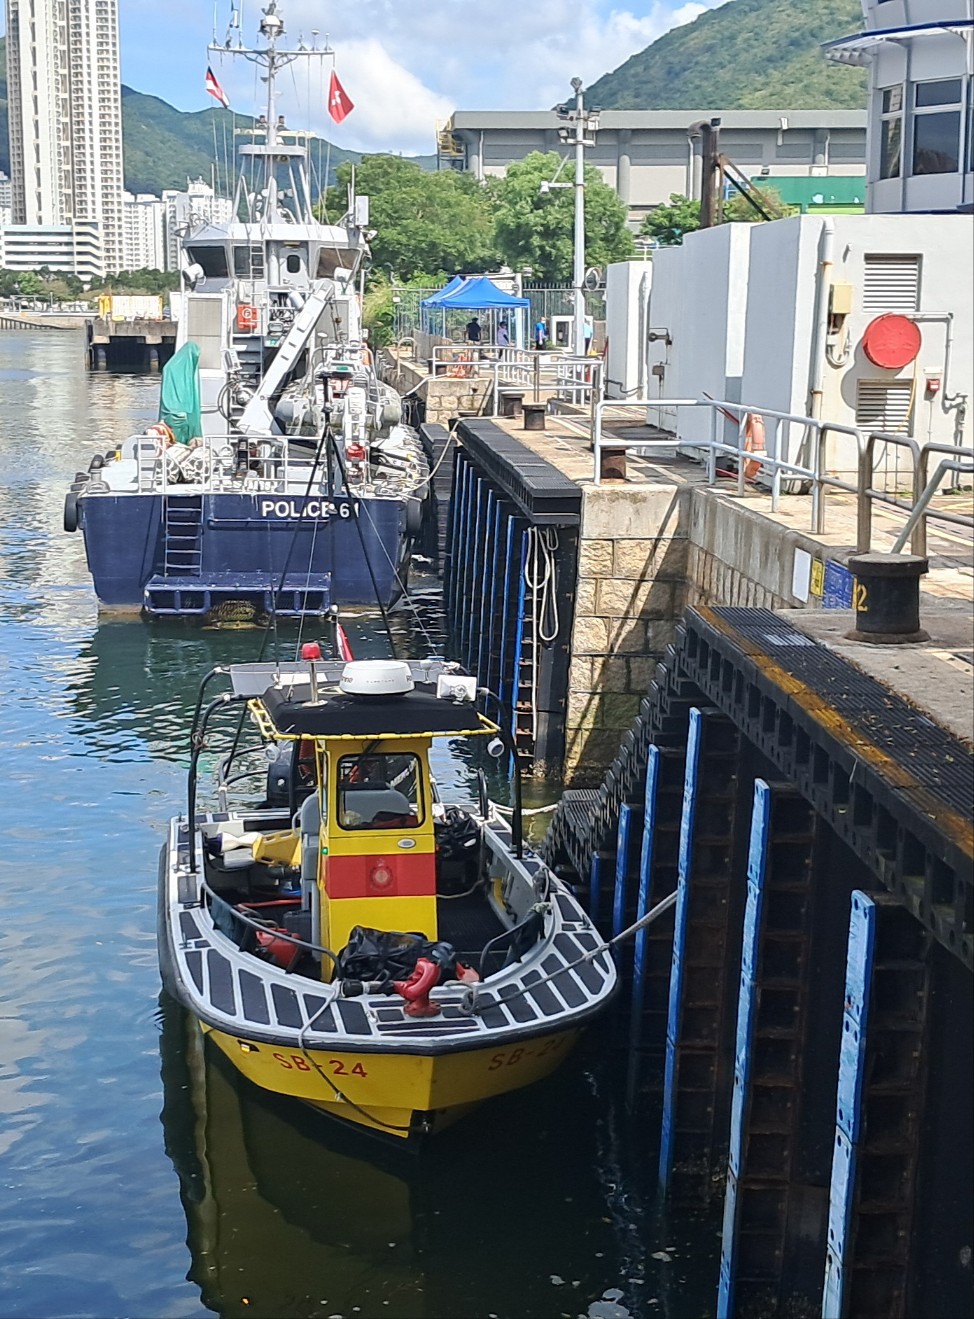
[121,0,732,155]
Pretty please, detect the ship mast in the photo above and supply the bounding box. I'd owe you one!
[209,2,333,224]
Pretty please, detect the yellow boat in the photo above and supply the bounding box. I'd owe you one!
[158,655,617,1138]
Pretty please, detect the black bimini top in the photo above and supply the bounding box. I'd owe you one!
[262,686,491,739]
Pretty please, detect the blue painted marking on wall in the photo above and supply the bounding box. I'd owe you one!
[476,490,498,678]
[659,708,704,1190]
[823,560,854,609]
[509,528,529,740]
[496,515,518,712]
[717,779,772,1319]
[613,804,638,939]
[822,891,876,1319]
[630,747,661,1034]
[589,853,605,929]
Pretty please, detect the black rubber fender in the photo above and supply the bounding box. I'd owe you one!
[405,496,423,537]
[63,490,79,532]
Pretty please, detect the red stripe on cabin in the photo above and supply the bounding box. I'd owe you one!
[326,851,436,899]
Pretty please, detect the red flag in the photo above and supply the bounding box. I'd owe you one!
[205,65,230,109]
[328,69,354,124]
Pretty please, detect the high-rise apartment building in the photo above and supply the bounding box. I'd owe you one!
[161,178,234,270]
[4,0,125,273]
[122,191,165,271]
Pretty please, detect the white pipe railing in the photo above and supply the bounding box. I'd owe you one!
[591,396,973,551]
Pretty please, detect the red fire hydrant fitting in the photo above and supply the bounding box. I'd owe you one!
[393,958,442,1017]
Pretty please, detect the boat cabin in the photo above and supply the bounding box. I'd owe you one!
[190,659,503,977]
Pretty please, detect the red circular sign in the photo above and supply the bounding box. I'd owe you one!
[862,314,922,369]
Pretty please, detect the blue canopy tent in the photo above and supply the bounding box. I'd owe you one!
[421,276,529,347]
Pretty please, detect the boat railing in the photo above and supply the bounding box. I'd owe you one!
[591,396,974,553]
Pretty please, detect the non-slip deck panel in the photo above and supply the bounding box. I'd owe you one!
[182,916,613,1042]
[714,608,973,819]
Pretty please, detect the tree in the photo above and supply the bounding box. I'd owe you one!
[492,152,634,282]
[640,193,701,246]
[641,185,795,246]
[323,155,499,283]
[723,184,794,222]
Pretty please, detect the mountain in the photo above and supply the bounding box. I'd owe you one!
[586,0,867,111]
[0,37,433,200]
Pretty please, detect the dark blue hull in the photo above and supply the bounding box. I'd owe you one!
[76,491,410,613]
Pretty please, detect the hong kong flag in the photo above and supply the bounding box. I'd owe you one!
[328,69,354,124]
[205,65,231,109]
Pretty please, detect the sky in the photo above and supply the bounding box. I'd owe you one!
[110,0,727,156]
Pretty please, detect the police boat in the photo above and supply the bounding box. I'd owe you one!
[64,3,428,620]
[158,654,617,1138]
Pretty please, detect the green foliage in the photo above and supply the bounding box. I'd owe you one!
[641,194,701,246]
[641,185,796,246]
[586,0,867,110]
[323,156,500,283]
[88,267,180,295]
[723,184,794,222]
[362,272,439,347]
[492,152,634,282]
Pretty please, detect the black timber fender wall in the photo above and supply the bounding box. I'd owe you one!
[542,604,973,1319]
[444,418,582,772]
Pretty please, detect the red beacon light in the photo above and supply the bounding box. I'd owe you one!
[300,642,322,661]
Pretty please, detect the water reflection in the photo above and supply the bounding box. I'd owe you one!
[158,993,707,1319]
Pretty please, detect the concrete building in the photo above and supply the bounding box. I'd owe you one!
[442,110,867,223]
[161,178,235,271]
[825,0,973,213]
[0,220,105,279]
[122,191,166,271]
[0,170,12,225]
[4,0,125,274]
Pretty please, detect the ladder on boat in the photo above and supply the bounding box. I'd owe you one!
[163,494,203,577]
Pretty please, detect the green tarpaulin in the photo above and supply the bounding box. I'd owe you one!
[158,341,202,444]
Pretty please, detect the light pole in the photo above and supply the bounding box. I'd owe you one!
[556,80,600,356]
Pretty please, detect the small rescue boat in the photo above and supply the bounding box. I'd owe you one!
[158,654,617,1138]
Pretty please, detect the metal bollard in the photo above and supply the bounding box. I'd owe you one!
[523,402,546,432]
[845,552,930,643]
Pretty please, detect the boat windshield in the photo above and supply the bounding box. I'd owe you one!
[337,753,424,830]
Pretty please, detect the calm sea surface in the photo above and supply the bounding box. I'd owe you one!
[0,331,719,1319]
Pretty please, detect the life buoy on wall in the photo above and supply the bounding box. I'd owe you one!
[743,412,766,480]
[236,304,260,333]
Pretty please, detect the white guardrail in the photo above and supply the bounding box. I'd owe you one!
[591,397,974,555]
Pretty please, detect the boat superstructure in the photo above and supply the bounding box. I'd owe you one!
[66,3,428,619]
[158,655,617,1137]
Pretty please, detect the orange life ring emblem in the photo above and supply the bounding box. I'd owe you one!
[236,304,259,332]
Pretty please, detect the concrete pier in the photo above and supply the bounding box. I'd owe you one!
[85,316,177,371]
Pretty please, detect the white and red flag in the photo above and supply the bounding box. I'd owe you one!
[205,66,231,110]
[327,69,354,124]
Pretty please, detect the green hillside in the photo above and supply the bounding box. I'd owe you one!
[586,0,867,110]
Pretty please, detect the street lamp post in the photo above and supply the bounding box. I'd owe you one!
[555,79,600,356]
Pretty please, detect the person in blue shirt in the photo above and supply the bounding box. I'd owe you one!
[534,317,547,349]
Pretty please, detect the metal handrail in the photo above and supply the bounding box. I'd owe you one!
[591,397,973,554]
[856,432,921,553]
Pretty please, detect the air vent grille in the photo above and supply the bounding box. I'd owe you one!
[855,378,914,432]
[862,254,920,313]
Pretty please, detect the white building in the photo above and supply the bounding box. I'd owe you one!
[161,179,234,271]
[4,0,125,274]
[825,0,973,213]
[605,5,973,474]
[0,221,105,280]
[122,191,166,271]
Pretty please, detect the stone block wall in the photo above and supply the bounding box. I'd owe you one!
[564,485,692,779]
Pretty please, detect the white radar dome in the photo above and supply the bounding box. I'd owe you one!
[339,660,414,698]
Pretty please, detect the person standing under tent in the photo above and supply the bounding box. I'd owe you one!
[465,317,482,344]
[496,320,510,347]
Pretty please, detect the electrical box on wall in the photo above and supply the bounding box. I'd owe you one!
[829,282,854,316]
